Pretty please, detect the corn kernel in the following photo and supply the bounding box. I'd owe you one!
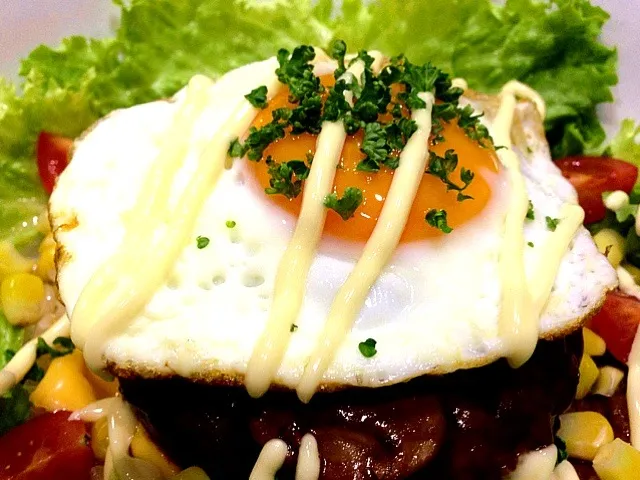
[36,234,56,280]
[557,412,614,461]
[576,354,599,400]
[30,350,97,412]
[130,424,180,478]
[594,229,625,268]
[592,366,625,397]
[170,467,210,480]
[593,438,640,480]
[92,417,109,461]
[0,241,35,281]
[583,328,607,356]
[1,272,45,326]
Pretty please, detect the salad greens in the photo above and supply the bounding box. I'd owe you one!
[0,0,619,248]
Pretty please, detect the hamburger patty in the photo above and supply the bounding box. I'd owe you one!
[118,331,582,479]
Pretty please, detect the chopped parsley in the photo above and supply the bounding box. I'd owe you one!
[546,216,560,232]
[226,220,236,229]
[527,241,535,248]
[196,236,210,249]
[36,337,74,359]
[265,156,310,199]
[324,187,363,220]
[526,201,535,220]
[426,209,453,234]
[426,150,474,201]
[358,338,377,358]
[329,39,347,79]
[290,324,298,333]
[245,85,268,109]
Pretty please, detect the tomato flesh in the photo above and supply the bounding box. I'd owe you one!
[555,156,638,224]
[0,412,94,480]
[587,290,640,364]
[36,132,73,194]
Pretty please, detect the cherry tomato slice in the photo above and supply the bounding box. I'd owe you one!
[0,411,93,480]
[555,156,638,224]
[586,290,640,364]
[36,132,73,195]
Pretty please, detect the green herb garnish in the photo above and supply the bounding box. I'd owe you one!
[265,156,310,199]
[245,85,268,109]
[358,338,377,358]
[426,209,453,234]
[546,216,560,232]
[196,236,210,249]
[226,220,236,229]
[324,187,363,220]
[426,150,474,201]
[290,324,298,333]
[527,241,534,248]
[526,201,535,220]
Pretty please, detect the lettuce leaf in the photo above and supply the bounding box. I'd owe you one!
[607,119,640,168]
[0,0,618,245]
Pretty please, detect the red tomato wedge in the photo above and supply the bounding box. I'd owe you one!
[0,412,93,480]
[586,290,640,364]
[555,156,638,224]
[36,132,73,194]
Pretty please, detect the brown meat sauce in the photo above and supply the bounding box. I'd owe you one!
[119,332,582,480]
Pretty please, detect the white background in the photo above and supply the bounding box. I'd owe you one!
[0,0,637,131]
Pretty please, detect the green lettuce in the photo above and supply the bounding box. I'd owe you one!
[607,119,640,169]
[0,0,618,246]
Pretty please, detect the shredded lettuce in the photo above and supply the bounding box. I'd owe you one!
[0,0,619,245]
[607,119,640,170]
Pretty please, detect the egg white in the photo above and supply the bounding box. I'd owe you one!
[50,57,617,389]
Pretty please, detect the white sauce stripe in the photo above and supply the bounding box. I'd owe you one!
[493,88,536,368]
[245,55,382,398]
[296,92,435,403]
[627,312,640,448]
[249,439,289,480]
[74,70,281,371]
[0,314,69,396]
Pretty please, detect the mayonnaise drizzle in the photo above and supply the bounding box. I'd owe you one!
[492,85,537,368]
[507,445,558,480]
[295,434,321,480]
[617,266,640,300]
[245,54,383,398]
[72,70,281,371]
[249,439,289,480]
[250,434,321,480]
[0,314,69,395]
[296,92,435,403]
[628,307,640,448]
[528,204,585,317]
[604,190,630,212]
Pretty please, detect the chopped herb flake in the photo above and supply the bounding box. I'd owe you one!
[245,85,268,109]
[265,156,310,199]
[527,241,534,248]
[426,150,474,201]
[290,324,298,332]
[526,201,535,220]
[226,220,236,229]
[546,216,560,232]
[324,187,363,220]
[196,236,210,249]
[426,209,453,234]
[358,338,377,358]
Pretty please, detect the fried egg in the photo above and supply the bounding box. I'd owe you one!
[49,55,617,390]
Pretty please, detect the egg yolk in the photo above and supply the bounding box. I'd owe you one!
[247,75,500,243]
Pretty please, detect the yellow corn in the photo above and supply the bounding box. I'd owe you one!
[92,417,109,461]
[594,229,626,268]
[1,272,45,326]
[592,366,625,397]
[30,349,98,412]
[0,241,35,281]
[36,234,56,281]
[170,467,211,480]
[583,328,606,356]
[557,411,614,461]
[576,354,599,400]
[130,424,180,478]
[593,438,640,480]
